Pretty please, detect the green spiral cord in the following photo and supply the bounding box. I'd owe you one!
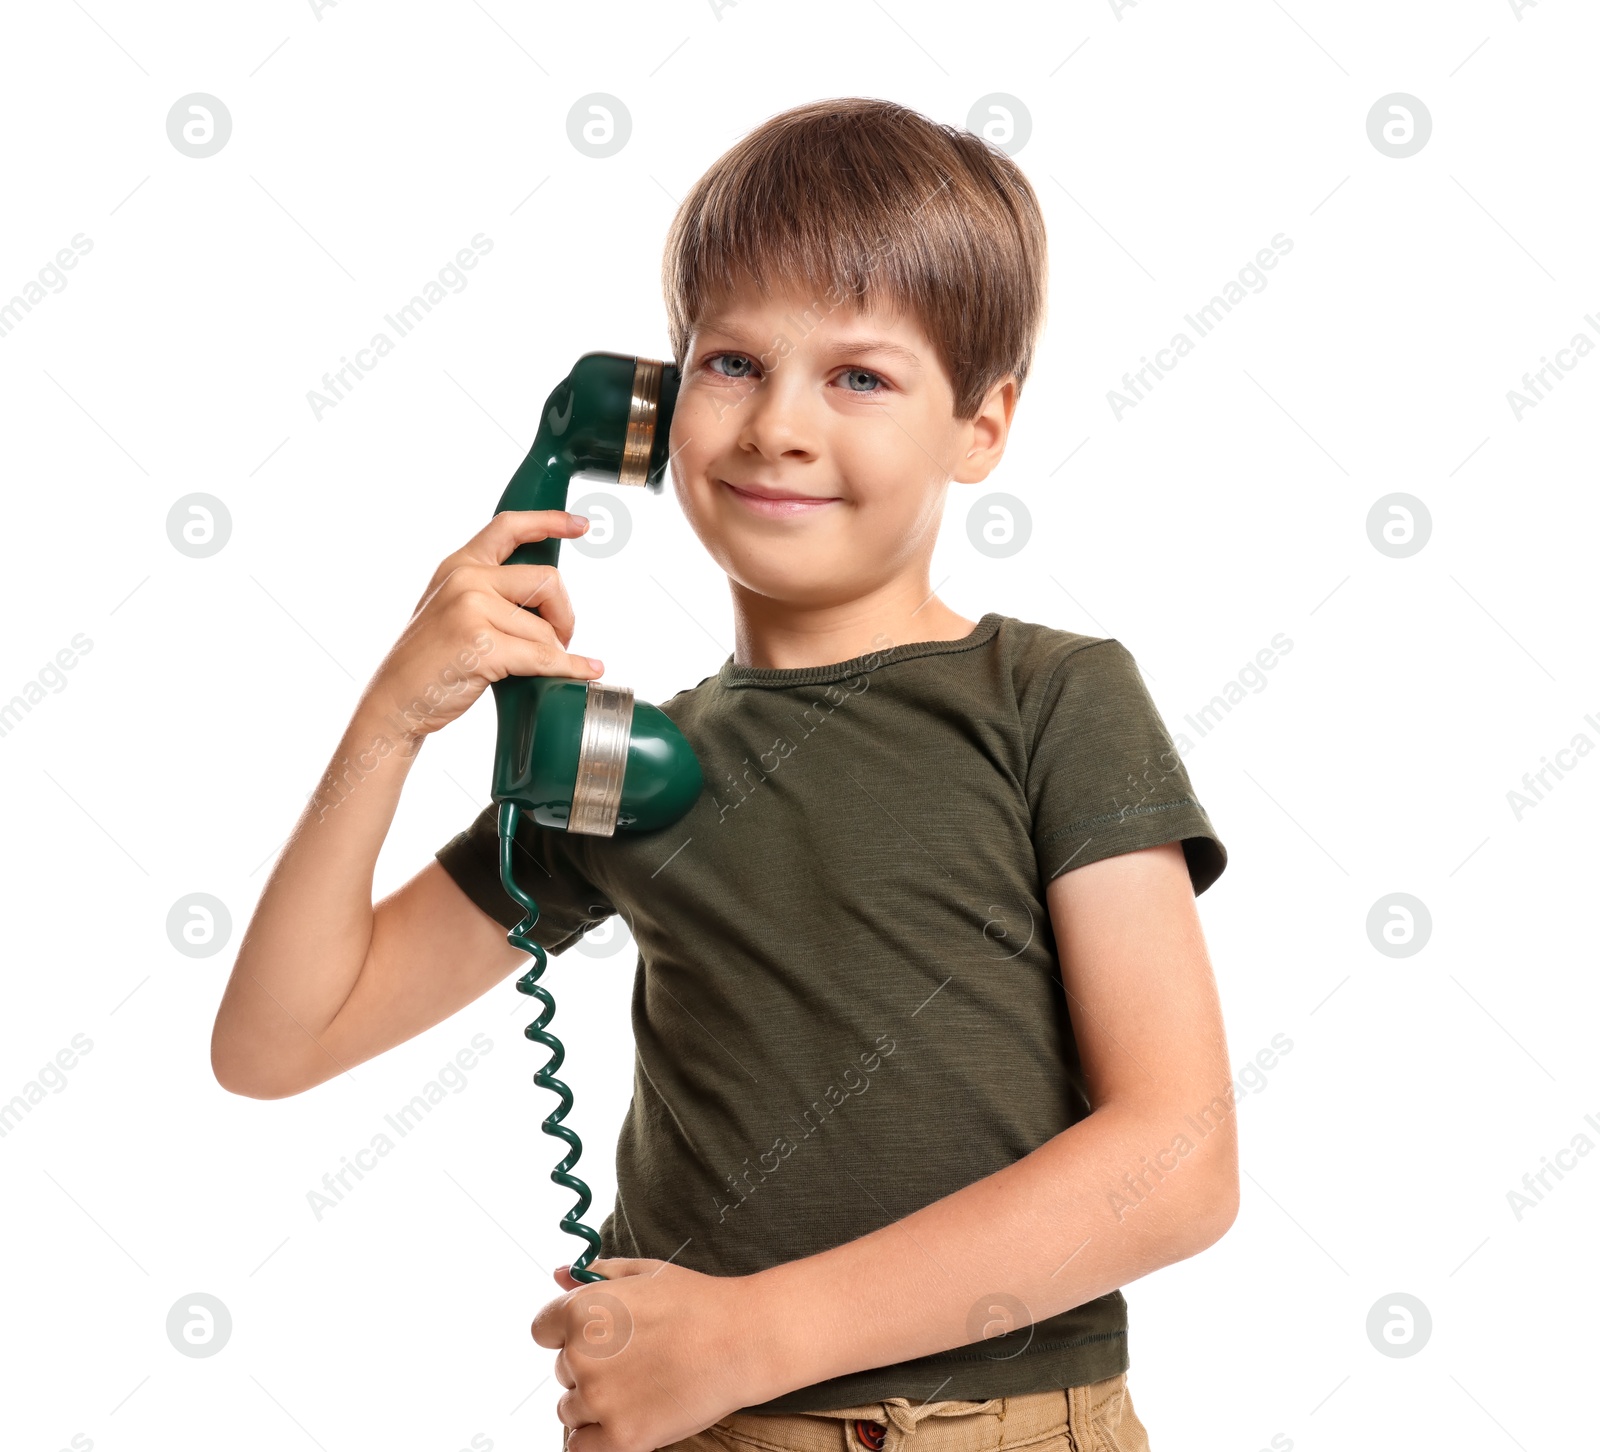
[497,799,605,1284]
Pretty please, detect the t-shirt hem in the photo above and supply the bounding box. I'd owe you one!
[1039,797,1228,896]
[434,834,587,951]
[738,1329,1129,1415]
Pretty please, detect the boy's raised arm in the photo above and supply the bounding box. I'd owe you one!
[210,510,603,1100]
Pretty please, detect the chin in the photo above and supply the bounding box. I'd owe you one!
[721,552,845,604]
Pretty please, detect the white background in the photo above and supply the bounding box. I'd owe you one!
[2,2,1595,1449]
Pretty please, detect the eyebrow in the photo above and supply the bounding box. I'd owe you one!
[821,337,924,370]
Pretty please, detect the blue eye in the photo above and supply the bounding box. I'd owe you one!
[708,353,757,379]
[839,368,885,394]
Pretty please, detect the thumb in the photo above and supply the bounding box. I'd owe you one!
[587,1257,661,1280]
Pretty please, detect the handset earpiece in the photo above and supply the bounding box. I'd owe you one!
[486,352,703,1283]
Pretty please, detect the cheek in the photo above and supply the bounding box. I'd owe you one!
[838,413,946,489]
[666,421,709,488]
[672,392,738,465]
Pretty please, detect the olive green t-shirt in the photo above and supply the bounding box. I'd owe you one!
[435,611,1226,1414]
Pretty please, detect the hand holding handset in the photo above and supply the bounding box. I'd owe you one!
[492,352,703,1282]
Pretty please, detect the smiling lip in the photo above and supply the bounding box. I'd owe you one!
[720,480,838,516]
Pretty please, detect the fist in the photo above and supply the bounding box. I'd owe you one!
[360,509,604,747]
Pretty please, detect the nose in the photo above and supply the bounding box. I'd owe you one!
[735,367,818,464]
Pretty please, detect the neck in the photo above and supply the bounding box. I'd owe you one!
[727,582,979,671]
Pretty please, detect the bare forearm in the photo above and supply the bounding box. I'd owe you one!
[212,694,421,1095]
[209,510,605,1098]
[748,1099,1238,1396]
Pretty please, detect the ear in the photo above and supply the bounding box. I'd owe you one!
[952,375,1018,484]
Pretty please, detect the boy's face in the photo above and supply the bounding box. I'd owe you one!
[668,280,1014,611]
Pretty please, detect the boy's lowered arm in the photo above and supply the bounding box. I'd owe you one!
[743,839,1238,1396]
[209,510,600,1100]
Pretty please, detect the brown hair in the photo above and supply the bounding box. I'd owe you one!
[661,97,1048,420]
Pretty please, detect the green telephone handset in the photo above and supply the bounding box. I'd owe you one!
[489,352,703,1282]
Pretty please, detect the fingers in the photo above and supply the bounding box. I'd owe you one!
[439,569,570,653]
[480,509,592,566]
[530,1289,574,1350]
[586,1257,655,1279]
[435,562,597,674]
[430,556,578,652]
[476,621,603,683]
[398,508,604,714]
[556,1387,597,1443]
[423,510,590,606]
[555,1368,599,1446]
[476,562,578,646]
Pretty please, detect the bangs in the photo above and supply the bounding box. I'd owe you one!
[662,98,1047,418]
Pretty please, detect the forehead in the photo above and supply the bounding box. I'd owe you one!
[691,276,935,355]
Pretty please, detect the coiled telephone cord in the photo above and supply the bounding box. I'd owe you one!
[497,799,604,1283]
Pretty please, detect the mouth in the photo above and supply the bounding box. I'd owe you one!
[719,479,840,517]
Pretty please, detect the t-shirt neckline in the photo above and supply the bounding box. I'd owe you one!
[717,612,1005,690]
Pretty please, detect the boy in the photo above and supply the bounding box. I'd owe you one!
[213,97,1234,1452]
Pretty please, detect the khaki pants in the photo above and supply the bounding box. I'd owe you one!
[602,1372,1152,1451]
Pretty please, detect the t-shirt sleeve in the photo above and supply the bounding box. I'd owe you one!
[435,801,619,952]
[1025,637,1227,896]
